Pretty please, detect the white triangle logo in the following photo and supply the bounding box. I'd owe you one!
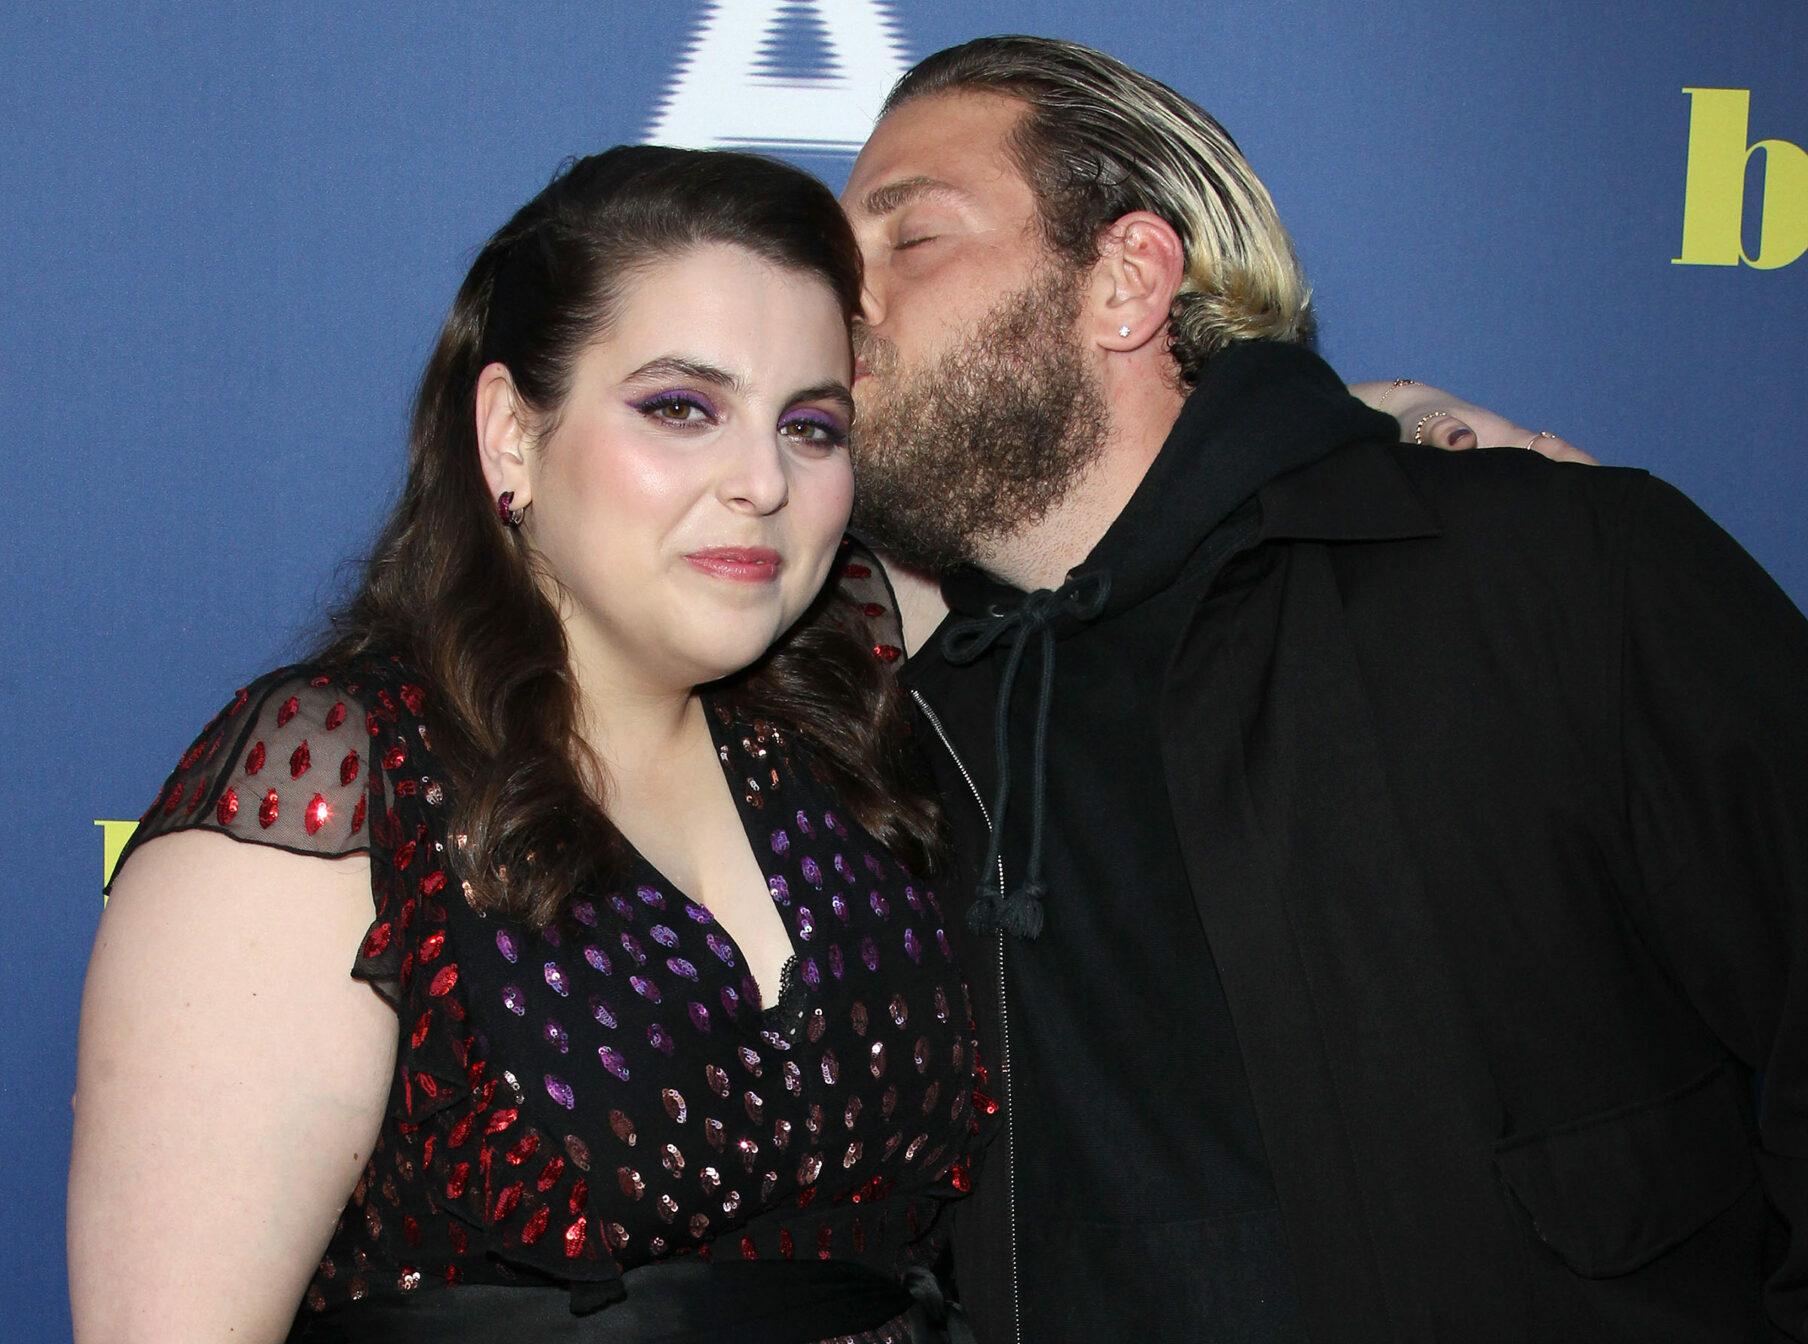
[644,0,911,153]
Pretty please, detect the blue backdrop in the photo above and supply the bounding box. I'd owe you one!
[4,3,1803,1338]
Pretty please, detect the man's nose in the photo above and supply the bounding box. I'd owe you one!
[857,272,886,329]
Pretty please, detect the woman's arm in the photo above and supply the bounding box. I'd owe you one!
[69,831,395,1343]
[1348,379,1598,463]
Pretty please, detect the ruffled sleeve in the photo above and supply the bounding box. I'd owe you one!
[115,665,382,875]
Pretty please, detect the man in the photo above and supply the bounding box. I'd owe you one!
[839,35,1808,1343]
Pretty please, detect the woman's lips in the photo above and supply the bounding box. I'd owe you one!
[684,546,783,583]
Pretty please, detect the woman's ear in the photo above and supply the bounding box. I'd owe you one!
[1087,211,1186,353]
[474,362,535,507]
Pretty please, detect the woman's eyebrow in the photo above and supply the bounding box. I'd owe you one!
[786,381,855,418]
[621,356,748,394]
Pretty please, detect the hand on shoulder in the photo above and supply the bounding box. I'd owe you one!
[1349,379,1599,464]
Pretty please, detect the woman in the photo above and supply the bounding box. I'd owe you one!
[70,146,977,1342]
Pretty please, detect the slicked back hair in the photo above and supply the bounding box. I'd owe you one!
[882,35,1315,381]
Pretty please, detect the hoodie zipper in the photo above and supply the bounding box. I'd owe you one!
[909,688,1020,1344]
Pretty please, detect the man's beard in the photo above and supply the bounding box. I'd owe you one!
[850,264,1110,575]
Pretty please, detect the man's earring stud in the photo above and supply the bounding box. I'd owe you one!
[1118,324,1132,338]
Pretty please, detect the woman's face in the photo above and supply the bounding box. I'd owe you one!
[514,243,855,697]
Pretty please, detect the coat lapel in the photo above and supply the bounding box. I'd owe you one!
[1165,534,1522,1341]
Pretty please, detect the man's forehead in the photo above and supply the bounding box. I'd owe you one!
[844,91,1029,210]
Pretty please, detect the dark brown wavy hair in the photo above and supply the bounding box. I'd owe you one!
[318,145,944,924]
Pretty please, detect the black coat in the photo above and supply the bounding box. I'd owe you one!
[902,344,1808,1342]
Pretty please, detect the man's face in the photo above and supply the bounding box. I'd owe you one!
[840,91,1108,573]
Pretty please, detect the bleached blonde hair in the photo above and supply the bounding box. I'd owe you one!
[882,35,1314,381]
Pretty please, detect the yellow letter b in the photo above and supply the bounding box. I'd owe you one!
[1675,88,1808,269]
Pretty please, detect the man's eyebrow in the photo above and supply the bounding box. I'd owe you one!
[858,175,962,218]
[620,356,748,394]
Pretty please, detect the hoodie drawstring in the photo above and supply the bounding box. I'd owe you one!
[939,571,1109,939]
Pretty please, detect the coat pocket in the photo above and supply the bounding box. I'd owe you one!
[1492,1062,1757,1278]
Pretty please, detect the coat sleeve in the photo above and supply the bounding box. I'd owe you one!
[1617,472,1808,1339]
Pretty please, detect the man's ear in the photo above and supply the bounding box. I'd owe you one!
[1087,211,1185,353]
[474,362,535,508]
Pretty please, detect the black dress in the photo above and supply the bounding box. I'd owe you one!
[113,629,983,1341]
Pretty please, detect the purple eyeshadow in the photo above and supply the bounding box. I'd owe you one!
[631,389,717,418]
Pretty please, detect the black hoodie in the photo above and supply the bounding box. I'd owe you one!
[902,341,1400,1342]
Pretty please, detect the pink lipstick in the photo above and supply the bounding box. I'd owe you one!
[685,546,783,583]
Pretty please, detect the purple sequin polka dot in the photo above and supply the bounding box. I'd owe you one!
[495,929,519,963]
[598,1045,630,1081]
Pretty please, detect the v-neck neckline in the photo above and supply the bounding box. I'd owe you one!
[615,694,807,1031]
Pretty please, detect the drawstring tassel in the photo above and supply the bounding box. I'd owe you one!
[966,883,1004,935]
[994,880,1046,939]
[965,878,1045,939]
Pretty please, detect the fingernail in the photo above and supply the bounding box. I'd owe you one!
[1450,429,1476,448]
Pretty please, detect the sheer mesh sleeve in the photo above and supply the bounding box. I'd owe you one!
[832,536,907,666]
[113,666,383,885]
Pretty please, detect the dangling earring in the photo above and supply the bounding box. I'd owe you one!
[497,490,526,527]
